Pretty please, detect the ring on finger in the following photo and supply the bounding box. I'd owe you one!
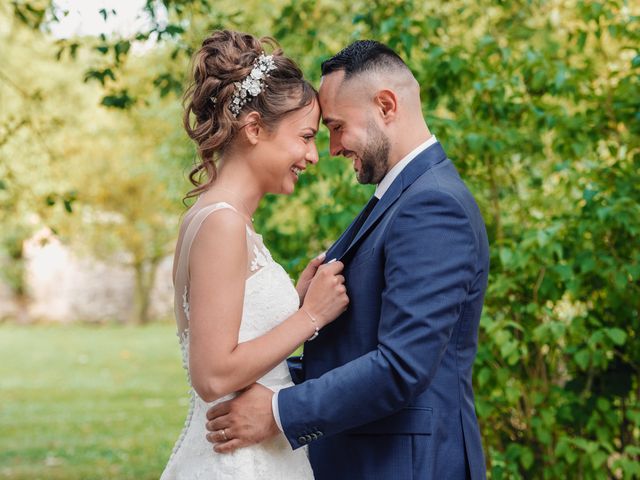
[221,428,228,441]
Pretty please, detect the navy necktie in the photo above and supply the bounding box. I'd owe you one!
[347,196,379,244]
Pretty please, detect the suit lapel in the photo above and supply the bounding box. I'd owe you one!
[325,215,360,260]
[337,142,448,261]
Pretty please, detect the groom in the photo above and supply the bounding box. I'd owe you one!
[206,40,489,479]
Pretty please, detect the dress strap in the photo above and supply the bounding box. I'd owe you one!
[179,203,241,277]
[173,202,243,334]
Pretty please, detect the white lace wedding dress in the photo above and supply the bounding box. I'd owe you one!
[160,202,314,480]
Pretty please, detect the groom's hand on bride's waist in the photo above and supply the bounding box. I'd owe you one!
[205,383,279,454]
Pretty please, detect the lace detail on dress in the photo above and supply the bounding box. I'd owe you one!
[163,329,196,471]
[182,285,190,321]
[250,243,271,272]
[246,226,273,273]
[161,202,313,480]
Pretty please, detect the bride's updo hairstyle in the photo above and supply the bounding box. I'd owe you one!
[183,30,317,199]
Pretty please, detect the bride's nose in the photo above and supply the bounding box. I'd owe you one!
[305,146,319,165]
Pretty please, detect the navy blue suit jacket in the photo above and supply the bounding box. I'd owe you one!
[279,143,489,479]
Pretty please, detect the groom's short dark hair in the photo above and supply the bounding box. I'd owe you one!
[321,40,409,79]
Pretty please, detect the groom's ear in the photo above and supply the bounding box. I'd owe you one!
[241,111,263,145]
[374,89,398,124]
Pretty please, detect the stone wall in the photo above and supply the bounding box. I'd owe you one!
[1,228,174,323]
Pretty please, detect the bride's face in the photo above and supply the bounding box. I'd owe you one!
[257,99,321,195]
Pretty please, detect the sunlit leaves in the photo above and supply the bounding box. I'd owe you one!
[10,0,50,29]
[84,68,115,86]
[153,73,183,97]
[100,89,135,109]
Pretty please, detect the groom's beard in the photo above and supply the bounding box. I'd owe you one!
[357,121,391,185]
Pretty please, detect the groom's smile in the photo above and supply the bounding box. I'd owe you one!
[319,70,392,185]
[343,151,362,173]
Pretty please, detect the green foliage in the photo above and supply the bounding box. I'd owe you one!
[3,0,640,477]
[1,5,189,323]
[0,6,90,298]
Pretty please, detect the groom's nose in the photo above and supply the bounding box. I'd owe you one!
[329,135,343,157]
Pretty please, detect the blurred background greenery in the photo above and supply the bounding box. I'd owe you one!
[1,0,638,478]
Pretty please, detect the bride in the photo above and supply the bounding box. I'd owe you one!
[160,30,348,479]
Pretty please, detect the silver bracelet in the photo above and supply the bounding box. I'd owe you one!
[300,308,320,341]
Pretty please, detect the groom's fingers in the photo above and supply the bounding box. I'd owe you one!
[205,430,223,444]
[214,438,244,454]
[206,401,231,421]
[205,425,235,443]
[206,413,231,434]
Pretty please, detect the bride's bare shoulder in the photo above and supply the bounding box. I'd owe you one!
[189,206,248,261]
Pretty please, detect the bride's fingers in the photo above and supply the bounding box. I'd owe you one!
[214,438,244,454]
[309,251,326,267]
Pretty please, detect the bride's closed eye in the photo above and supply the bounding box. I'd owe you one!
[301,130,317,143]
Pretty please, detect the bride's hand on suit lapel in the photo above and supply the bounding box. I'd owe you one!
[295,252,326,305]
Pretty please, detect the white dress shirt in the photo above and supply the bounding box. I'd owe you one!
[271,135,439,432]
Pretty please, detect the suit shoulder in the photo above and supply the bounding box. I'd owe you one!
[411,161,483,219]
[395,163,488,250]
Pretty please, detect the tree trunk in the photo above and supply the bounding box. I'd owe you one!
[3,236,31,323]
[131,259,160,325]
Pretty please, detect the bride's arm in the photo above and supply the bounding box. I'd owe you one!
[187,209,346,402]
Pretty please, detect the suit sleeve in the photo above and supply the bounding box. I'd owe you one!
[277,189,478,449]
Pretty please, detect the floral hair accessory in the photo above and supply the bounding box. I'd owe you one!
[228,53,277,117]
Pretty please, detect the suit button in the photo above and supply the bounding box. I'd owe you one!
[311,433,318,440]
[298,436,307,444]
[317,431,324,437]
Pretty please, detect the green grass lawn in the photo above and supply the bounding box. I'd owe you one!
[0,323,189,479]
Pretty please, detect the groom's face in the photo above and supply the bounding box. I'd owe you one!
[319,71,391,185]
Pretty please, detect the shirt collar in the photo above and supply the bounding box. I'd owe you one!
[374,135,438,199]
